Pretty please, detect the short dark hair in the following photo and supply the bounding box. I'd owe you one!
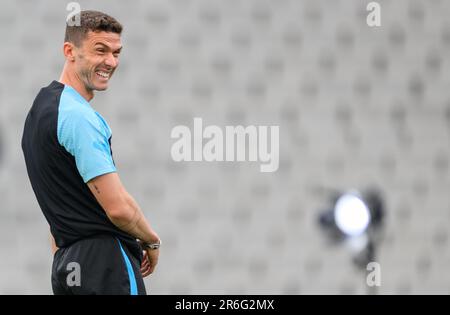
[64,10,123,47]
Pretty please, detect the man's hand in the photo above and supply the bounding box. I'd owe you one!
[50,232,59,255]
[140,248,160,277]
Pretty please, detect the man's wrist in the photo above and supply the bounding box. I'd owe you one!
[141,238,161,250]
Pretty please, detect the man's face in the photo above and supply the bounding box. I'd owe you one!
[72,31,122,91]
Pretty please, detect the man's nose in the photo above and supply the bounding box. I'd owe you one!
[104,53,118,68]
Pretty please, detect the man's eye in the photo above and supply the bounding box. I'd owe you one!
[96,49,105,53]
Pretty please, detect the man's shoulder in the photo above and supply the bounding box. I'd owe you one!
[57,85,112,138]
[32,81,65,108]
[59,91,97,123]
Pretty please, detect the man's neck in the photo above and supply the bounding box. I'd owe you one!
[59,66,94,102]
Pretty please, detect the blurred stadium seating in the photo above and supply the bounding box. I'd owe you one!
[0,0,449,294]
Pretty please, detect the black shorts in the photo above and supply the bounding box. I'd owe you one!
[51,235,146,295]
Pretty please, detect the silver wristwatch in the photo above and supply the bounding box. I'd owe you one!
[143,240,161,250]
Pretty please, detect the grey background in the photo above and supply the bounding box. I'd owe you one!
[0,0,449,294]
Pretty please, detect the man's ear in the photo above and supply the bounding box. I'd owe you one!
[63,42,76,62]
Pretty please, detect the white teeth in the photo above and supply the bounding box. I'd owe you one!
[96,71,109,78]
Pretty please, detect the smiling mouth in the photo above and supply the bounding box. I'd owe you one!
[95,70,110,79]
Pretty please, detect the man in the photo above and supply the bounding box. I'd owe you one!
[21,10,160,295]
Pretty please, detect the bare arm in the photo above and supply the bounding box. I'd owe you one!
[86,172,160,245]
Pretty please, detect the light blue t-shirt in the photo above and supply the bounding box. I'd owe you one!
[57,85,116,183]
